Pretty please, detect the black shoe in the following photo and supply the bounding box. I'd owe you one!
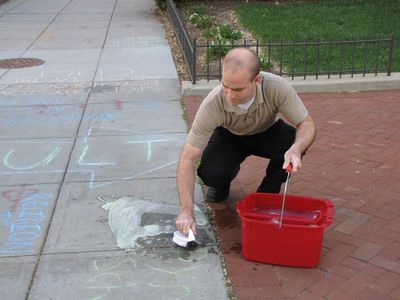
[206,187,229,202]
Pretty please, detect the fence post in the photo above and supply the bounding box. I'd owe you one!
[268,41,271,70]
[374,39,379,76]
[363,40,368,77]
[387,34,394,76]
[328,42,332,79]
[303,41,308,80]
[218,40,222,81]
[316,40,320,79]
[256,40,259,56]
[206,40,210,82]
[351,41,356,78]
[192,38,197,84]
[339,43,344,78]
[279,39,283,76]
[291,42,295,80]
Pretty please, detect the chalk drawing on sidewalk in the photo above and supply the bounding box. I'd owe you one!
[91,80,166,95]
[0,192,52,255]
[13,70,84,84]
[106,36,166,48]
[102,197,207,250]
[78,145,115,166]
[0,82,92,96]
[4,147,61,170]
[76,126,182,189]
[0,127,181,189]
[85,252,207,300]
[86,160,178,190]
[78,126,177,188]
[95,68,136,82]
[0,100,121,127]
[86,258,137,300]
[0,97,63,107]
[125,139,167,162]
[2,185,39,212]
[95,68,166,82]
[84,243,213,299]
[5,68,163,85]
[0,141,72,184]
[0,79,168,96]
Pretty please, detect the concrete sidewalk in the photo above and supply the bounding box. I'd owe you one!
[0,0,229,299]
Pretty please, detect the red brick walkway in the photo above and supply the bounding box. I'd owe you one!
[183,89,400,300]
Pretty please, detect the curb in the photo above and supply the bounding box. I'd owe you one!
[182,72,400,96]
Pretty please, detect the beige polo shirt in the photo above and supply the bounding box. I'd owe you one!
[187,72,309,149]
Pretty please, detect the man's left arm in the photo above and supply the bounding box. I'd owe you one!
[283,115,316,172]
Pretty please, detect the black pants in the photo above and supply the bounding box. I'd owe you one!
[197,119,296,193]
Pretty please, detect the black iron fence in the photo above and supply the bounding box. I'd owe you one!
[166,0,195,80]
[167,0,395,84]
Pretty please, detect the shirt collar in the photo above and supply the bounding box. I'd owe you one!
[221,81,264,114]
[238,96,255,111]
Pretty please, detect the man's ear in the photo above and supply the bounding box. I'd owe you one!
[254,74,261,84]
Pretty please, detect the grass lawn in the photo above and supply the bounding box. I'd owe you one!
[234,0,400,76]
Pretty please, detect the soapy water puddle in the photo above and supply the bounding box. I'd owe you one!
[134,228,215,260]
[102,197,211,251]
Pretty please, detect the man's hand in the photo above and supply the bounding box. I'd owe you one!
[283,144,302,172]
[176,211,197,235]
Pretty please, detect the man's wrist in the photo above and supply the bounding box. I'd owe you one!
[180,205,194,215]
[291,143,302,155]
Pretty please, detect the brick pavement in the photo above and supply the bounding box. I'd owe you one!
[183,89,400,299]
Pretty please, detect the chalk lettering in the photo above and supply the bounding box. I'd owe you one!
[0,80,166,96]
[2,186,39,212]
[0,192,52,254]
[0,241,35,254]
[9,222,42,232]
[1,112,119,127]
[79,145,115,166]
[4,148,60,171]
[9,231,41,241]
[86,259,137,299]
[126,139,168,162]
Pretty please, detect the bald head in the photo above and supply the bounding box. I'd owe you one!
[223,48,261,81]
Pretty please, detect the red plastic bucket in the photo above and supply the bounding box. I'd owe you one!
[236,192,334,268]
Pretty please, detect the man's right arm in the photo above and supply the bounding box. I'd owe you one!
[176,142,203,235]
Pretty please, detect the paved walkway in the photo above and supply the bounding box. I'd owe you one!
[0,0,228,299]
[184,89,400,299]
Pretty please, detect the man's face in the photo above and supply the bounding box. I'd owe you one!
[221,69,260,106]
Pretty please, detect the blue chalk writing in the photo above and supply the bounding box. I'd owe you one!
[1,112,120,127]
[0,193,52,255]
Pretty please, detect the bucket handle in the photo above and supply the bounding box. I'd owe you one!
[325,201,334,226]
